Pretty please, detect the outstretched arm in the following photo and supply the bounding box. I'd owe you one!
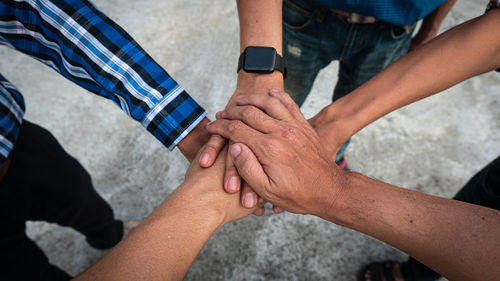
[74,147,261,281]
[309,8,500,158]
[0,0,208,162]
[207,91,500,281]
[327,169,500,281]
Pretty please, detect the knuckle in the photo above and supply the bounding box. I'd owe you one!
[261,137,282,154]
[261,189,271,200]
[262,118,275,128]
[276,91,288,99]
[227,120,243,133]
[241,106,256,119]
[282,91,292,99]
[233,151,245,165]
[287,103,300,114]
[284,93,296,105]
[279,126,296,139]
[203,144,218,154]
[208,121,224,133]
[262,187,277,202]
[239,163,253,178]
[210,134,225,142]
[268,98,281,108]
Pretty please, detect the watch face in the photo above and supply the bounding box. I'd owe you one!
[244,47,276,72]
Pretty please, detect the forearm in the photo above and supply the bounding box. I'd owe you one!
[237,0,283,54]
[0,0,207,154]
[75,146,257,280]
[74,183,222,281]
[415,0,457,41]
[232,0,284,106]
[318,9,500,145]
[321,172,500,281]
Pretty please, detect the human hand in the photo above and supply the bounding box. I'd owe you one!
[73,146,264,281]
[184,145,264,224]
[307,110,349,162]
[177,118,213,162]
[206,90,347,215]
[198,71,284,213]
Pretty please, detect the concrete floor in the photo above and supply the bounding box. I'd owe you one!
[1,0,499,280]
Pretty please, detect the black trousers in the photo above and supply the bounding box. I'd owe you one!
[402,155,500,281]
[0,121,123,281]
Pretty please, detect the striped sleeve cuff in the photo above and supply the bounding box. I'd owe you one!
[141,86,206,151]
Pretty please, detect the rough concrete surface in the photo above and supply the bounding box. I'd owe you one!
[1,0,499,280]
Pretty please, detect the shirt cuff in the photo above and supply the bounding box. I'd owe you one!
[141,86,207,151]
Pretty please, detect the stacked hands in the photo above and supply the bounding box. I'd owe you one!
[7,0,500,279]
[75,9,500,280]
[73,8,500,280]
[197,89,348,218]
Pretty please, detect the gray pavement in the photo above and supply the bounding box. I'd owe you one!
[1,0,499,280]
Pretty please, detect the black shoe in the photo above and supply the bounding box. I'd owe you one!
[85,220,124,250]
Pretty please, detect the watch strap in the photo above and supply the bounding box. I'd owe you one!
[274,52,287,78]
[237,52,245,73]
[237,48,287,78]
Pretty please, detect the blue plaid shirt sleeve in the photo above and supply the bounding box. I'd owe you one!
[0,75,25,164]
[0,0,206,167]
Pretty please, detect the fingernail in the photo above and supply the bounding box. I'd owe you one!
[215,111,224,119]
[270,88,280,93]
[228,176,239,192]
[230,144,242,158]
[199,153,210,166]
[244,193,256,208]
[205,121,213,127]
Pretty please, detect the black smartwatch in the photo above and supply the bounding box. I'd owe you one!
[237,46,286,78]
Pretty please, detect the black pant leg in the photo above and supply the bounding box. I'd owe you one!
[11,120,123,247]
[0,221,72,281]
[0,120,123,280]
[403,155,500,281]
[453,155,500,207]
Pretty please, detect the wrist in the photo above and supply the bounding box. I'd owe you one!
[177,118,211,162]
[225,71,284,109]
[312,104,360,149]
[236,71,284,93]
[315,171,362,226]
[169,180,227,229]
[321,83,387,139]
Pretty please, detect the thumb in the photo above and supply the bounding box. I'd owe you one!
[229,143,269,196]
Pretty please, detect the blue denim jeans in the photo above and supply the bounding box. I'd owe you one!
[283,0,414,162]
